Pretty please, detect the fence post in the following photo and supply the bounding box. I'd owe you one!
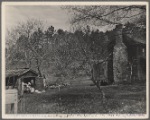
[6,89,18,114]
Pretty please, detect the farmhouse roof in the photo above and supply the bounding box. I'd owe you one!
[123,24,146,45]
[126,32,146,45]
[6,68,38,78]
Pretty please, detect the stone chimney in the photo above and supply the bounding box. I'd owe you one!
[114,24,123,43]
[113,24,129,84]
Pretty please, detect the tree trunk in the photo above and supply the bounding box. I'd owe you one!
[91,63,106,103]
[37,66,42,77]
[113,24,129,84]
[36,59,42,77]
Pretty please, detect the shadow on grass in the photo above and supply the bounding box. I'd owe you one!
[17,85,146,114]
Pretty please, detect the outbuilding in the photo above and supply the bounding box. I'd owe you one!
[6,68,41,95]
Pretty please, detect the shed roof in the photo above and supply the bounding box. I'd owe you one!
[6,69,38,78]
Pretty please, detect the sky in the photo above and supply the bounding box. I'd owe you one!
[5,5,71,31]
[6,5,141,33]
[5,5,115,32]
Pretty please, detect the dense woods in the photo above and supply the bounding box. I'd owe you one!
[6,21,112,79]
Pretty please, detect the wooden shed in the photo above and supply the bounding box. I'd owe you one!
[6,68,38,95]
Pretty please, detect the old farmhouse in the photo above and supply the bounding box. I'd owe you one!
[93,24,146,85]
[107,24,146,84]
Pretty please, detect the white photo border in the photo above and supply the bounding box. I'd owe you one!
[1,1,149,119]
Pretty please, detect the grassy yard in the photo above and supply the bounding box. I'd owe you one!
[18,83,146,114]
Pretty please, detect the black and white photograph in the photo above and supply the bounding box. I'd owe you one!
[1,1,149,119]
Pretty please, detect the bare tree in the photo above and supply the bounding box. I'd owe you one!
[67,6,145,27]
[6,19,47,76]
[66,5,146,102]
